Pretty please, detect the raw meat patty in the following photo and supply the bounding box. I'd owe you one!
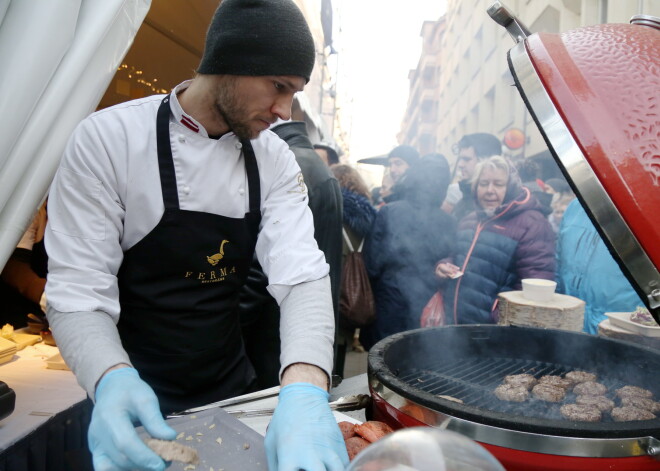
[560,403,602,422]
[573,381,608,396]
[611,406,656,422]
[145,439,199,465]
[538,375,572,390]
[354,421,394,443]
[615,385,653,399]
[504,374,538,390]
[621,396,660,413]
[565,370,597,385]
[338,421,357,440]
[345,436,370,461]
[575,395,615,413]
[532,384,566,402]
[494,384,529,402]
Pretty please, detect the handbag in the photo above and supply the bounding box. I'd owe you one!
[420,291,445,327]
[339,228,376,328]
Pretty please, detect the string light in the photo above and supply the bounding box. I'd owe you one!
[117,63,169,94]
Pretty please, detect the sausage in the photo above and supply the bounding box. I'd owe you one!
[354,420,394,443]
[338,421,357,440]
[345,436,370,461]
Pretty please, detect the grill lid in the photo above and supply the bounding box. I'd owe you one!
[488,2,660,323]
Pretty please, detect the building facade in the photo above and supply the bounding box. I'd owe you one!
[398,0,660,164]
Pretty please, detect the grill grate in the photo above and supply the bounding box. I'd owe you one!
[396,356,633,422]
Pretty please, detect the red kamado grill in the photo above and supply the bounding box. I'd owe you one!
[368,325,660,470]
[490,2,660,323]
[367,3,660,470]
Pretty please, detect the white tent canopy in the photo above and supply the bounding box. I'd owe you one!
[0,0,150,269]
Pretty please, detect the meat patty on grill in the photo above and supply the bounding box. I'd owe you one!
[565,370,597,385]
[611,406,656,422]
[494,383,529,402]
[573,381,608,396]
[532,383,566,402]
[621,395,660,413]
[538,375,572,390]
[560,403,602,422]
[504,374,538,390]
[575,395,615,412]
[615,385,654,399]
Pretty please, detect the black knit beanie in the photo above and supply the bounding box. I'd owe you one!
[197,0,316,83]
[388,145,420,166]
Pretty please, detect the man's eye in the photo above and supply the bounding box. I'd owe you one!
[274,82,284,90]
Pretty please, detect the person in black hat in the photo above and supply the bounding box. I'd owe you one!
[387,144,420,184]
[44,1,349,470]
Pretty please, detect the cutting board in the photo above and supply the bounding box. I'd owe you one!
[137,408,267,471]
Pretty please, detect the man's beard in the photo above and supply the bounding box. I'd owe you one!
[214,78,256,141]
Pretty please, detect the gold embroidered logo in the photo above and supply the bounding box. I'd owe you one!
[287,172,307,194]
[185,265,237,283]
[207,240,229,266]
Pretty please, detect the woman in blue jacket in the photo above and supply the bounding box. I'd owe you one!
[556,198,642,334]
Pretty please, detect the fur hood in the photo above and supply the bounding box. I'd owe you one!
[341,188,376,238]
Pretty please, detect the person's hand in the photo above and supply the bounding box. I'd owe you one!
[265,382,349,471]
[88,367,176,471]
[435,262,461,279]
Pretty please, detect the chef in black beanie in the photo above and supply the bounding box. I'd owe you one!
[45,1,349,470]
[198,0,316,82]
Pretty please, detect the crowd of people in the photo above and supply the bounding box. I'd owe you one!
[322,132,642,352]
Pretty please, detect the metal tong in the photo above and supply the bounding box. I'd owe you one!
[167,375,344,419]
[167,393,370,419]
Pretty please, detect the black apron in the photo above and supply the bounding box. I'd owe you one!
[116,96,261,413]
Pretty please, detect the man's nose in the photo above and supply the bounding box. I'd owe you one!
[272,95,294,121]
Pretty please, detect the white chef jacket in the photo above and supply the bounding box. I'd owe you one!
[45,81,329,319]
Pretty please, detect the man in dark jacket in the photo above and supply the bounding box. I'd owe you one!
[239,121,343,386]
[451,133,502,222]
[382,145,420,204]
[361,154,456,350]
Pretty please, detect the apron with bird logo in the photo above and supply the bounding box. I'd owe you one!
[116,96,261,413]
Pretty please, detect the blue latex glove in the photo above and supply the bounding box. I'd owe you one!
[265,382,349,471]
[88,367,176,471]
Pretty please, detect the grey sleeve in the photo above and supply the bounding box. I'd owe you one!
[47,307,132,400]
[278,275,335,381]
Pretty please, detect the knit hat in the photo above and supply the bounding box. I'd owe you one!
[388,145,420,166]
[197,0,316,83]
